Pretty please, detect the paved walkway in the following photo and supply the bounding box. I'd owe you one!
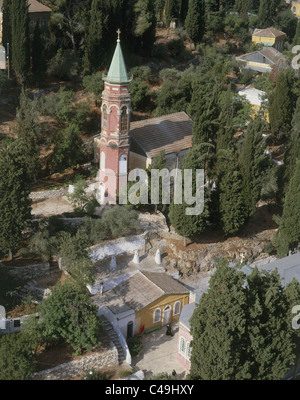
[131,322,188,379]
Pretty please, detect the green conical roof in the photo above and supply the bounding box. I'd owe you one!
[105,37,131,84]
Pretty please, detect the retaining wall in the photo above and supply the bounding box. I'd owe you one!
[32,347,119,380]
[30,188,67,201]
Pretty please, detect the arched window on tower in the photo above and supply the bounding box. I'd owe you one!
[119,154,127,174]
[103,105,108,129]
[120,106,128,131]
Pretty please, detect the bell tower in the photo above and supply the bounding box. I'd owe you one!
[99,30,131,204]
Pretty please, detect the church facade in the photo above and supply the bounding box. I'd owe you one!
[94,32,194,204]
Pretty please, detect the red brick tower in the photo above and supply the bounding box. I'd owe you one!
[99,30,131,204]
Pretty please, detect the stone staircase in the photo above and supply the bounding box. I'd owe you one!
[100,316,126,364]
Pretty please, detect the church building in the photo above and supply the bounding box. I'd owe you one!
[94,31,194,204]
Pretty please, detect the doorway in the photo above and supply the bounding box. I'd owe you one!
[127,321,134,338]
[162,305,172,326]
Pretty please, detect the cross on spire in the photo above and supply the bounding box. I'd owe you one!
[117,28,121,42]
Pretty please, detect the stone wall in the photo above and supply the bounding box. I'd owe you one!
[30,188,67,201]
[32,347,119,380]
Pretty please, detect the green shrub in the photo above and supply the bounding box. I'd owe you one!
[0,331,36,380]
[127,336,143,357]
[47,49,79,81]
[82,370,110,380]
[167,38,186,58]
[129,66,151,81]
[130,78,150,111]
[118,369,134,379]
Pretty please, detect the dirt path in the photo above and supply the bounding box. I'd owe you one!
[31,196,74,217]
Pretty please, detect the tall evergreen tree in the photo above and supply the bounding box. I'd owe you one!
[185,0,205,44]
[84,0,106,70]
[246,268,295,379]
[269,69,296,143]
[189,78,221,145]
[285,278,300,378]
[11,0,30,84]
[31,22,45,74]
[276,159,300,257]
[258,0,281,28]
[189,260,252,380]
[168,143,212,246]
[178,0,189,26]
[165,0,176,28]
[205,0,224,33]
[282,96,300,195]
[190,260,296,380]
[293,20,300,46]
[235,0,251,17]
[215,87,235,152]
[240,116,271,217]
[218,150,247,236]
[2,0,12,57]
[15,89,40,181]
[0,142,32,259]
[133,0,157,56]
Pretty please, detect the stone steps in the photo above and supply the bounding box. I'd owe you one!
[100,316,126,364]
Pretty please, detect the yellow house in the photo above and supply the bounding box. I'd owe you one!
[238,87,269,123]
[94,270,190,339]
[252,27,286,52]
[291,0,300,17]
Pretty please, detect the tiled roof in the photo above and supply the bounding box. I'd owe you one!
[237,48,286,65]
[142,271,190,294]
[0,0,51,13]
[258,47,286,63]
[96,271,189,314]
[253,27,286,38]
[130,112,193,159]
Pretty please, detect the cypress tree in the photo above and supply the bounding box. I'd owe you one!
[282,96,300,195]
[258,0,281,28]
[185,0,205,44]
[0,142,32,259]
[218,150,247,236]
[178,0,189,26]
[11,0,30,84]
[235,0,251,18]
[190,260,296,380]
[216,87,235,152]
[147,150,167,213]
[168,143,212,246]
[84,0,106,71]
[246,268,295,379]
[2,0,12,55]
[276,159,300,257]
[165,0,176,28]
[285,278,300,378]
[31,22,45,74]
[189,260,252,380]
[269,69,296,143]
[240,116,271,217]
[189,78,221,145]
[293,20,300,46]
[133,0,157,56]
